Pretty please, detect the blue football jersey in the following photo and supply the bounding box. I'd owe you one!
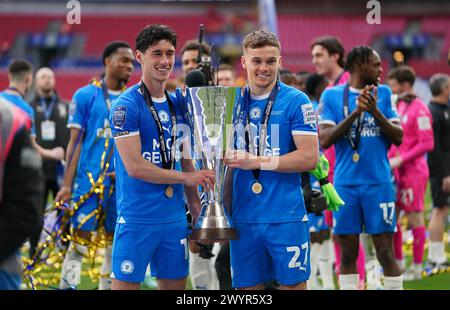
[318,84,399,186]
[110,83,188,224]
[0,91,36,136]
[231,82,318,224]
[68,83,119,194]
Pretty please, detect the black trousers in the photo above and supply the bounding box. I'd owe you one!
[29,179,59,258]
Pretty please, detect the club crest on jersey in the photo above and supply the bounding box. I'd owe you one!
[120,260,134,274]
[112,105,126,129]
[158,110,170,123]
[250,107,262,120]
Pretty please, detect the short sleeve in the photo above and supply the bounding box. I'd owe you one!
[110,97,139,139]
[290,92,318,136]
[68,87,93,129]
[318,89,337,126]
[381,85,400,122]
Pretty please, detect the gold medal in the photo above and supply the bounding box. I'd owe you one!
[165,185,174,198]
[251,181,263,194]
[352,152,360,163]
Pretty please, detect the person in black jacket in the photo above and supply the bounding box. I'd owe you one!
[426,73,450,269]
[0,98,43,290]
[28,67,69,258]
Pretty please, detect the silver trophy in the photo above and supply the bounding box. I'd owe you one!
[186,86,241,240]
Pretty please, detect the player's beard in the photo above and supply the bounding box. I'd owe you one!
[361,74,378,86]
[40,85,53,96]
[117,78,128,88]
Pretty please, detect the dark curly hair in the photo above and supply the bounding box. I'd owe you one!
[135,24,177,53]
[102,41,131,66]
[346,45,374,73]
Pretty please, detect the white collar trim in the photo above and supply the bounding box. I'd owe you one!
[151,96,166,103]
[250,92,271,100]
[349,86,362,93]
[108,89,122,96]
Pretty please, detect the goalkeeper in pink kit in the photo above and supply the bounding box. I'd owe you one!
[387,65,434,280]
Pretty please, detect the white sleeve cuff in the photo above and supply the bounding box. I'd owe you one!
[67,123,82,129]
[292,130,318,136]
[114,131,140,139]
[318,120,336,126]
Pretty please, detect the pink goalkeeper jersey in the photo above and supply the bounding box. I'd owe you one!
[389,97,434,180]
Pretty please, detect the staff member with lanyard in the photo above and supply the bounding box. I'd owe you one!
[29,67,69,259]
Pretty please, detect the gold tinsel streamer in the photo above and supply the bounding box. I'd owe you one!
[22,124,115,290]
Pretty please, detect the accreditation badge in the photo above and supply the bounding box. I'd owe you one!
[41,120,56,141]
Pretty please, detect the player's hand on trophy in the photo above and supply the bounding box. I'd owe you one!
[183,169,215,189]
[224,150,260,170]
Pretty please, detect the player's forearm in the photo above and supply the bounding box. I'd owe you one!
[181,158,201,220]
[184,186,201,221]
[372,110,403,146]
[259,149,318,173]
[30,136,53,160]
[62,139,80,189]
[319,111,360,149]
[126,157,186,185]
[400,138,434,164]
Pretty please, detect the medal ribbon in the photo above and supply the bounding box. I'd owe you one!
[140,82,177,170]
[243,82,279,182]
[343,83,364,152]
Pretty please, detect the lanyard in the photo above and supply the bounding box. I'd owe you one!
[332,70,345,86]
[343,83,365,151]
[100,80,112,111]
[243,82,279,181]
[7,87,25,98]
[39,95,56,120]
[140,82,177,170]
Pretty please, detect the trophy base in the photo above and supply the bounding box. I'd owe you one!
[190,228,239,241]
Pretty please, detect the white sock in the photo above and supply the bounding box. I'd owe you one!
[318,239,335,289]
[339,274,358,290]
[435,242,447,264]
[307,243,322,290]
[396,259,405,270]
[99,245,112,290]
[383,275,403,290]
[428,241,437,262]
[59,242,87,289]
[366,259,382,290]
[411,263,422,273]
[360,233,376,261]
